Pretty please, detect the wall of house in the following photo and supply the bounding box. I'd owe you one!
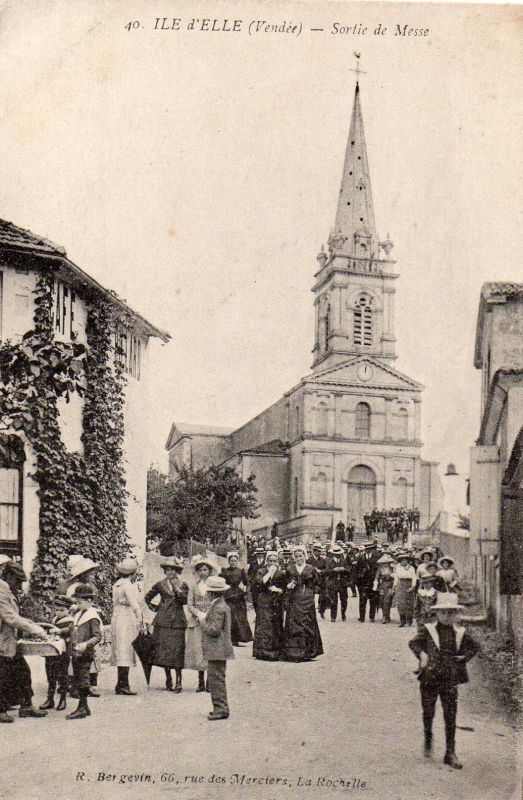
[490,299,523,376]
[420,461,444,530]
[0,262,158,563]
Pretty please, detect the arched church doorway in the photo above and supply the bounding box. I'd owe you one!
[347,465,376,531]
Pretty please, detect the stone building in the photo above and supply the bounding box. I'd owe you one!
[166,82,442,541]
[470,283,523,650]
[0,219,169,573]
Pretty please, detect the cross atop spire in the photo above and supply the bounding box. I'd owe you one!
[349,52,366,84]
[329,79,378,260]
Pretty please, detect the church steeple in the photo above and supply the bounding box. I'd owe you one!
[312,78,398,371]
[329,82,378,260]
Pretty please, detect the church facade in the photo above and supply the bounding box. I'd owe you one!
[166,82,443,540]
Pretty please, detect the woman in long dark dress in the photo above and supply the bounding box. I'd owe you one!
[220,552,253,646]
[144,557,188,692]
[282,545,323,662]
[252,551,286,661]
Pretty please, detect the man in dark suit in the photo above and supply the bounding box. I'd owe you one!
[354,541,380,622]
[307,542,328,618]
[200,576,234,720]
[325,544,350,622]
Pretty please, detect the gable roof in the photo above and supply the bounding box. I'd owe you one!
[0,218,170,342]
[304,355,424,391]
[165,422,234,450]
[474,282,523,368]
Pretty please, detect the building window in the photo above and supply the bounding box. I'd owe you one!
[115,327,142,380]
[355,402,371,438]
[398,408,408,439]
[0,435,24,557]
[316,401,329,436]
[294,406,300,439]
[396,477,408,508]
[354,295,372,346]
[293,477,299,513]
[313,472,328,506]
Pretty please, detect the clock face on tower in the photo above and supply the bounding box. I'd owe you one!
[357,363,373,382]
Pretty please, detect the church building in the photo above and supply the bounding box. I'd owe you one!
[166,81,443,540]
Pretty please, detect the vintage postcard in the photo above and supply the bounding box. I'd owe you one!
[0,1,521,799]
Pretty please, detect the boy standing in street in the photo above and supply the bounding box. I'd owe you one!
[409,592,480,769]
[67,584,102,720]
[198,576,234,721]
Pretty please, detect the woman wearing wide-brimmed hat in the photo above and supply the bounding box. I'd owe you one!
[185,556,215,692]
[220,552,253,647]
[110,558,143,696]
[144,557,188,692]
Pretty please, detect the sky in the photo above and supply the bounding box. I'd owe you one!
[0,0,521,476]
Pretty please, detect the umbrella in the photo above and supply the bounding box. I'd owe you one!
[132,630,156,685]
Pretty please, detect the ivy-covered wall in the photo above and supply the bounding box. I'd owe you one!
[0,263,131,619]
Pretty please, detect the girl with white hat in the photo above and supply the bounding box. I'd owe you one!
[185,556,215,692]
[111,558,142,696]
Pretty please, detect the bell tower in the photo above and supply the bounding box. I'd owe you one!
[312,80,398,371]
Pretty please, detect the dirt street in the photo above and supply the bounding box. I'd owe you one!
[1,598,519,800]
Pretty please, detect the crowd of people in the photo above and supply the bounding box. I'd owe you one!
[0,538,478,766]
[363,508,421,542]
[247,538,459,629]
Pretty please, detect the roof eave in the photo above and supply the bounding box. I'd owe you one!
[0,242,171,343]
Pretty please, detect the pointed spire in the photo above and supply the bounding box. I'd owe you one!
[331,82,378,258]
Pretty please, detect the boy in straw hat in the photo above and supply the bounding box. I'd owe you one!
[409,592,480,769]
[196,576,234,720]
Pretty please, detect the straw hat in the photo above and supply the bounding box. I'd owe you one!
[377,554,395,564]
[206,576,229,593]
[438,556,455,568]
[116,557,139,575]
[227,551,240,562]
[0,554,11,567]
[69,557,99,579]
[67,554,84,573]
[192,555,215,573]
[160,556,184,571]
[330,544,343,554]
[431,592,463,611]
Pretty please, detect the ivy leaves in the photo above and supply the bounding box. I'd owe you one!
[0,266,131,620]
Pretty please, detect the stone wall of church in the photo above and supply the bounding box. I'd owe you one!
[168,434,231,477]
[230,396,288,454]
[231,452,289,535]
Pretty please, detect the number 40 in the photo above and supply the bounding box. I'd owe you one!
[124,21,140,31]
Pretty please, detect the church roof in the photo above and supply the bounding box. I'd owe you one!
[165,422,234,450]
[331,83,378,255]
[0,218,170,342]
[474,282,523,368]
[239,439,287,456]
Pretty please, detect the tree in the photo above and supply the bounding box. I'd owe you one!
[146,464,259,553]
[146,467,178,551]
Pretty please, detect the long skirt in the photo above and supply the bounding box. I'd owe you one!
[282,591,323,662]
[152,626,186,669]
[253,595,284,661]
[226,596,253,644]
[184,625,207,671]
[111,605,139,667]
[395,578,416,621]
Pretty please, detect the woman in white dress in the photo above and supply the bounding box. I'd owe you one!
[184,556,215,692]
[111,558,143,695]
